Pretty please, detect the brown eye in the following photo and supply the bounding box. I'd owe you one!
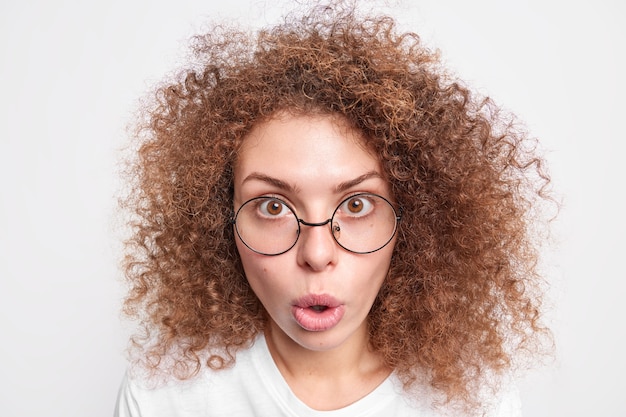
[339,195,375,218]
[260,199,286,216]
[347,198,364,213]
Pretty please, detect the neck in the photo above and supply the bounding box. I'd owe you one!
[264,321,391,410]
[265,322,370,374]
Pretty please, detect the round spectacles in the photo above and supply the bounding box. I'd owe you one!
[232,193,401,256]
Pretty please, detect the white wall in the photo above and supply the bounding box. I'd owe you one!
[1,1,623,416]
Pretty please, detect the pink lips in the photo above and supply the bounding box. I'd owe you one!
[292,294,345,332]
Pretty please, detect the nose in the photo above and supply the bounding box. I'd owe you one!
[296,218,338,271]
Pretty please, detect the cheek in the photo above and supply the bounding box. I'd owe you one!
[236,245,276,294]
[372,240,394,269]
[365,248,394,288]
[235,239,257,272]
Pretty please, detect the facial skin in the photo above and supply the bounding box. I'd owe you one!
[234,113,396,356]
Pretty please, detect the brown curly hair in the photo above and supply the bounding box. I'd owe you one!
[121,1,553,411]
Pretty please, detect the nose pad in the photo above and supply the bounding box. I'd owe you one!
[296,219,338,270]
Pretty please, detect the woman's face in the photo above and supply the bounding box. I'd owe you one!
[233,113,396,352]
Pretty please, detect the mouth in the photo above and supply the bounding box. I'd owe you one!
[291,294,345,332]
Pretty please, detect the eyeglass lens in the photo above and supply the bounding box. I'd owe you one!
[234,193,398,255]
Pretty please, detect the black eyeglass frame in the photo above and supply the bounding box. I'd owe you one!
[231,192,402,256]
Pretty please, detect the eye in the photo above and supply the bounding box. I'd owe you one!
[258,198,289,217]
[339,195,374,217]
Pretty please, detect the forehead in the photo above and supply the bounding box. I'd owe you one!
[240,112,369,153]
[233,113,385,197]
[237,113,376,166]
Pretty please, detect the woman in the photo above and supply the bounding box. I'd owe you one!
[115,2,552,416]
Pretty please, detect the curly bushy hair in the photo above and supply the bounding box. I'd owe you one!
[122,1,552,410]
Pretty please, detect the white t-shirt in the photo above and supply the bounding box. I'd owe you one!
[114,335,521,417]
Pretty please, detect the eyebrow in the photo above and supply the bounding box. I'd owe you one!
[241,172,298,192]
[334,171,383,193]
[241,171,383,194]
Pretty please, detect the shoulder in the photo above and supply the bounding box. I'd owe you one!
[114,368,216,417]
[487,384,522,417]
[388,375,522,417]
[114,341,263,417]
